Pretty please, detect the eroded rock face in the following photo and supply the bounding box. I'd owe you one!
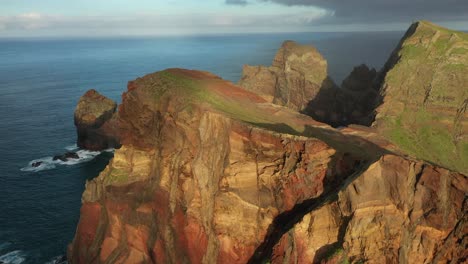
[68,70,362,263]
[69,21,468,264]
[74,89,120,150]
[239,40,335,112]
[271,155,467,264]
[373,21,468,173]
[239,42,381,127]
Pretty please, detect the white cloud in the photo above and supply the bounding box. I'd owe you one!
[0,8,335,37]
[0,12,50,31]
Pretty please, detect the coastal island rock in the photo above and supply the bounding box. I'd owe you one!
[74,89,120,150]
[53,152,80,162]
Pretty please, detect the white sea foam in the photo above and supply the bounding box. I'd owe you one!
[45,255,67,264]
[64,144,78,151]
[21,145,115,172]
[20,157,57,172]
[0,250,26,264]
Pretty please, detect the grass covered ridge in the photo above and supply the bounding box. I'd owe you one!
[377,21,467,173]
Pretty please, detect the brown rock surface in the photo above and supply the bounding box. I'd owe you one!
[74,89,120,150]
[68,68,466,264]
[69,69,372,264]
[239,40,335,112]
[239,42,381,127]
[271,155,467,264]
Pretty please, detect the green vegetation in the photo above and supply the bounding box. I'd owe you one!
[451,47,467,55]
[104,167,129,184]
[386,109,465,172]
[155,70,305,133]
[378,21,468,173]
[321,246,349,264]
[401,44,425,59]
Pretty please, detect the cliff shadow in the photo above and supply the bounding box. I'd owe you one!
[302,67,383,128]
[247,121,391,161]
[247,150,374,264]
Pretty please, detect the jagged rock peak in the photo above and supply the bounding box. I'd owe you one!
[239,40,333,112]
[341,64,377,92]
[74,89,116,128]
[373,20,468,173]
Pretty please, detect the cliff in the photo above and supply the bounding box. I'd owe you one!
[69,68,466,263]
[68,21,467,264]
[239,21,467,174]
[373,21,468,174]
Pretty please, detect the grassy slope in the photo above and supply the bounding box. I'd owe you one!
[132,69,394,163]
[378,21,468,173]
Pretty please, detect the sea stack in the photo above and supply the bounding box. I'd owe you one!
[74,89,120,150]
[239,40,336,112]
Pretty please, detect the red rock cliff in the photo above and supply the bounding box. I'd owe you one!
[69,68,466,264]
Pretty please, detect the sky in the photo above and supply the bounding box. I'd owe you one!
[0,0,467,37]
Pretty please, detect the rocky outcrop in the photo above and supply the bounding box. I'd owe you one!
[239,21,467,174]
[68,69,379,264]
[239,40,336,112]
[74,89,120,150]
[68,67,466,263]
[270,155,467,263]
[373,21,468,173]
[239,42,381,127]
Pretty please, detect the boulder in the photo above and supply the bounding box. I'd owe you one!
[53,152,80,162]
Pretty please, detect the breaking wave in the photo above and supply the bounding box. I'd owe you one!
[21,145,114,172]
[0,250,26,264]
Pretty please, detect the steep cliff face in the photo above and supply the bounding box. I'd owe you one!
[239,40,336,112]
[373,21,468,173]
[69,69,371,264]
[69,68,467,263]
[239,42,381,127]
[270,155,467,263]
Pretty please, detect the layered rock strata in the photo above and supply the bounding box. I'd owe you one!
[68,20,468,264]
[68,68,467,264]
[269,155,467,263]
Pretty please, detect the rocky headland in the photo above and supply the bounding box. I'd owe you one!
[68,21,467,263]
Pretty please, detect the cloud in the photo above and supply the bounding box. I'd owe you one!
[254,0,468,24]
[226,0,248,5]
[0,12,50,30]
[0,10,334,37]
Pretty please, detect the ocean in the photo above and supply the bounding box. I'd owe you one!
[0,31,402,263]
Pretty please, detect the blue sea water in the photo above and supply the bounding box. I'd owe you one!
[0,31,402,263]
